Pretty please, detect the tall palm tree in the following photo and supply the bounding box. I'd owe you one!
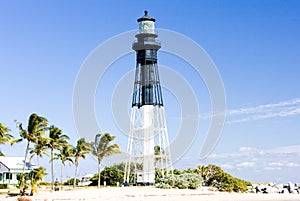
[0,123,13,156]
[73,138,91,188]
[91,133,121,188]
[54,144,74,186]
[14,113,48,172]
[29,136,49,167]
[48,126,69,191]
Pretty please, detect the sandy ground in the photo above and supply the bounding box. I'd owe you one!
[1,187,300,201]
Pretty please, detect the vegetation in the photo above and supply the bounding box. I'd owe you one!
[29,136,49,167]
[89,163,124,186]
[196,164,251,192]
[54,143,74,187]
[48,126,70,190]
[14,113,48,172]
[38,181,51,186]
[155,164,251,192]
[87,162,251,192]
[16,167,47,195]
[90,133,121,188]
[0,184,8,189]
[13,114,48,195]
[73,138,91,188]
[157,173,203,189]
[1,114,252,195]
[0,114,95,195]
[28,167,47,195]
[17,173,28,196]
[154,145,163,166]
[0,122,13,156]
[63,178,80,186]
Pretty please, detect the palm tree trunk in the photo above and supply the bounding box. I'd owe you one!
[21,141,30,196]
[74,163,78,188]
[97,161,101,189]
[60,163,63,190]
[37,156,40,167]
[51,148,54,191]
[23,141,30,172]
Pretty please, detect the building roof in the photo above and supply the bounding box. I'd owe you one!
[137,10,156,22]
[0,156,35,171]
[82,174,94,178]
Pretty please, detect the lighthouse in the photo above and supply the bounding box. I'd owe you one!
[124,11,173,185]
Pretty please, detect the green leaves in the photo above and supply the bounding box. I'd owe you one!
[74,137,91,164]
[0,123,13,156]
[197,164,251,192]
[157,173,203,189]
[54,144,74,166]
[91,133,121,163]
[90,133,121,188]
[0,123,12,139]
[48,125,69,150]
[48,125,71,190]
[73,137,92,188]
[15,113,48,144]
[29,167,47,184]
[27,114,48,136]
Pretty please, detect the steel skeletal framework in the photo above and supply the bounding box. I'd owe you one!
[124,11,173,186]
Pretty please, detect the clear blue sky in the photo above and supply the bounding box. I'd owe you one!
[1,0,300,183]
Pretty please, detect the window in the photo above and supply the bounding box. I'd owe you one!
[5,173,12,180]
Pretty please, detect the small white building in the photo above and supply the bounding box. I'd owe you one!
[0,157,35,186]
[79,173,93,186]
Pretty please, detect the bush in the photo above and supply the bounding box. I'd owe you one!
[197,164,251,192]
[175,176,190,189]
[156,183,172,189]
[184,173,203,189]
[63,178,79,186]
[38,182,51,186]
[0,184,8,189]
[157,173,203,189]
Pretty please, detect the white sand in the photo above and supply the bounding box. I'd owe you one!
[1,187,300,201]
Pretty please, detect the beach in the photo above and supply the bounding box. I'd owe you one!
[1,187,300,201]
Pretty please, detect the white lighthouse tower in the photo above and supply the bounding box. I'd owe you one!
[124,11,173,185]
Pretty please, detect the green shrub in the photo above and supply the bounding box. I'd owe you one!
[63,178,79,186]
[184,173,203,189]
[175,176,190,189]
[0,184,8,189]
[196,164,251,192]
[156,182,172,189]
[39,182,51,186]
[157,173,203,189]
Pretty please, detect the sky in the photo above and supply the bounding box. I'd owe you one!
[1,0,300,184]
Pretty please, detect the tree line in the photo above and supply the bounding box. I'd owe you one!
[0,113,121,195]
[83,162,251,192]
[1,113,252,194]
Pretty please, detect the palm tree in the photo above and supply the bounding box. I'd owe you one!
[48,126,69,191]
[29,166,47,195]
[73,138,91,188]
[54,144,74,187]
[14,113,48,172]
[91,133,121,188]
[154,145,164,166]
[0,123,13,156]
[29,136,49,167]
